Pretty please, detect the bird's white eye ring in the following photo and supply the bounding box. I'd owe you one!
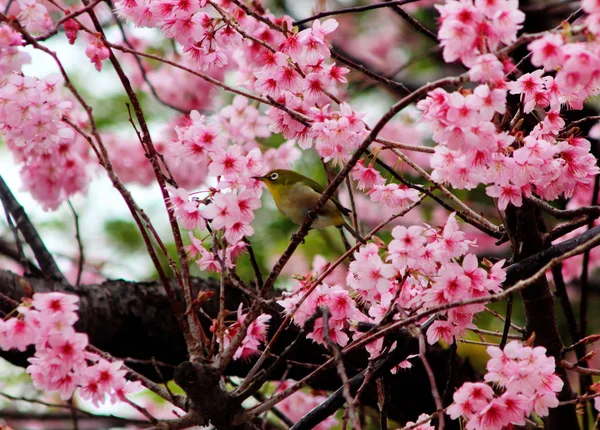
[270,173,279,180]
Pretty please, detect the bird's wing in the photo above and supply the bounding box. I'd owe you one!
[304,176,352,217]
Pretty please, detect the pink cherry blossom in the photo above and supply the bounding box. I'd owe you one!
[469,54,505,83]
[85,38,111,72]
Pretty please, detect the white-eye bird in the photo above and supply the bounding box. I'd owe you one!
[253,169,366,244]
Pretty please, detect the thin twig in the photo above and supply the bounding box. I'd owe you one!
[1,198,29,273]
[345,176,360,235]
[376,137,435,153]
[552,264,580,346]
[106,0,190,114]
[322,307,360,430]
[563,334,600,354]
[417,330,444,430]
[67,201,85,286]
[244,237,263,289]
[293,0,421,26]
[81,0,205,358]
[377,378,388,430]
[122,397,159,424]
[469,327,521,339]
[387,147,501,236]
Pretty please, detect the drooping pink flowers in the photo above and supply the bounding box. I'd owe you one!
[0,293,141,404]
[447,341,563,429]
[0,74,92,210]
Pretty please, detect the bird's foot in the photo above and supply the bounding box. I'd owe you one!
[291,233,306,244]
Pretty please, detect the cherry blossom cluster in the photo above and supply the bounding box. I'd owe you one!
[447,341,563,429]
[114,1,359,163]
[0,73,92,210]
[526,31,600,110]
[165,111,264,256]
[104,96,298,190]
[279,214,506,350]
[215,304,271,360]
[248,20,365,165]
[15,0,52,34]
[0,292,141,405]
[219,96,271,145]
[583,0,600,38]
[424,3,600,211]
[163,100,303,274]
[86,37,111,71]
[35,0,367,202]
[418,79,598,210]
[0,23,31,76]
[115,0,238,71]
[306,102,368,165]
[436,0,525,66]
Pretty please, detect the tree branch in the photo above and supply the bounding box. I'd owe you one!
[0,176,66,283]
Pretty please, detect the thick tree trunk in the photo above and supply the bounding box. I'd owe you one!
[506,202,578,429]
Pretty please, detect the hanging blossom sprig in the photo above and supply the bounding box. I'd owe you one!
[0,70,93,210]
[0,293,141,405]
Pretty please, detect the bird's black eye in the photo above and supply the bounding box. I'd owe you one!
[270,173,279,181]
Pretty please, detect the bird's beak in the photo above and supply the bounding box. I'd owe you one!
[252,176,266,181]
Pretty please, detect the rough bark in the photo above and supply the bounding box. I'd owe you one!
[0,269,473,426]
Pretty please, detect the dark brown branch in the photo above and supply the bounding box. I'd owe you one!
[288,316,439,430]
[330,47,412,96]
[322,307,360,429]
[293,0,421,26]
[0,176,66,283]
[0,239,40,274]
[0,410,147,427]
[578,166,599,424]
[505,200,577,428]
[549,215,593,241]
[499,293,514,350]
[552,265,580,347]
[528,196,600,220]
[386,0,438,42]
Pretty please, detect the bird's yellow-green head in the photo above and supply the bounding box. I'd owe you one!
[252,169,307,192]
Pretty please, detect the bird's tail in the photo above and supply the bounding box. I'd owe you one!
[341,221,366,245]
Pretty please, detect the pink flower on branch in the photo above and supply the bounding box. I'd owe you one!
[448,342,563,429]
[0,293,141,406]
